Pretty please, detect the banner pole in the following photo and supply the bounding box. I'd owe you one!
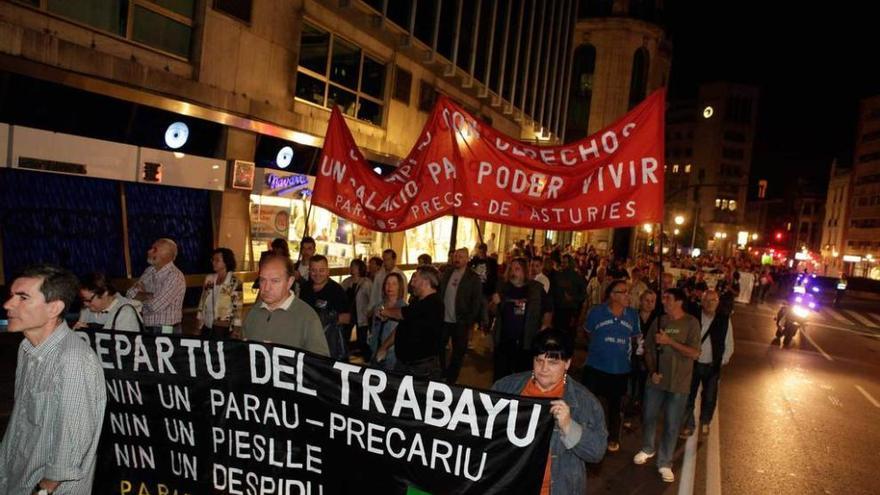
[450,215,459,254]
[475,219,484,244]
[302,149,321,241]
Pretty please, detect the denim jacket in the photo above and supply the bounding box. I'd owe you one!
[493,372,607,495]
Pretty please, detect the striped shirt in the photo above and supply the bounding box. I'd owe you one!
[126,262,186,326]
[0,322,106,495]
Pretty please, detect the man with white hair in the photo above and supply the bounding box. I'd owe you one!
[126,238,186,334]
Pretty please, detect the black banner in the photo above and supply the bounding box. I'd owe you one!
[77,330,554,495]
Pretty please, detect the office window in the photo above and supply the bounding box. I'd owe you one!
[213,0,252,23]
[419,80,438,113]
[392,65,413,104]
[295,22,387,125]
[45,0,194,58]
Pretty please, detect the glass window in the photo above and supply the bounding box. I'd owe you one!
[361,56,386,99]
[148,0,194,17]
[357,99,383,126]
[296,23,386,125]
[386,0,413,29]
[132,5,192,57]
[299,24,331,75]
[213,0,252,23]
[628,47,649,109]
[47,0,127,36]
[330,38,361,90]
[295,72,326,106]
[328,86,358,117]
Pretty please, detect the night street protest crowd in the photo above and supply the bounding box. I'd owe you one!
[3,234,797,494]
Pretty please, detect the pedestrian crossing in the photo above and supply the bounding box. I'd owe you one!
[750,303,880,331]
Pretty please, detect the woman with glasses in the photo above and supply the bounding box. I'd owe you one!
[493,329,607,495]
[75,272,143,332]
[196,248,243,339]
[582,279,643,452]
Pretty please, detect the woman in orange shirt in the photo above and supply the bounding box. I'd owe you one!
[492,329,608,494]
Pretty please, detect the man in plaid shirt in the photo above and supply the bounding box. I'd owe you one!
[127,238,186,334]
[1,264,106,495]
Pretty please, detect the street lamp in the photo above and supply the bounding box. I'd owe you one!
[751,233,758,241]
[674,215,685,226]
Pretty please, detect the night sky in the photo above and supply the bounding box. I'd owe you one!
[664,1,880,199]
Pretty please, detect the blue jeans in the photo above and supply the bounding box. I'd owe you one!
[683,362,721,430]
[641,386,688,468]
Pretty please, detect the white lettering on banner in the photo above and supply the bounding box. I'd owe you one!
[106,379,143,405]
[332,365,541,446]
[114,444,156,469]
[417,131,432,152]
[158,384,191,411]
[109,412,150,437]
[427,157,457,184]
[530,201,638,225]
[328,413,488,482]
[164,417,196,446]
[476,162,563,199]
[210,390,301,429]
[88,332,228,378]
[213,464,323,495]
[493,123,638,165]
[441,108,481,141]
[170,450,198,480]
[319,155,346,183]
[249,344,318,396]
[488,200,511,216]
[582,158,659,194]
[211,429,322,471]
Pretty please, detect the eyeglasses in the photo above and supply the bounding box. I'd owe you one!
[612,290,628,294]
[81,294,98,304]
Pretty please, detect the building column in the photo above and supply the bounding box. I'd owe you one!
[217,128,258,269]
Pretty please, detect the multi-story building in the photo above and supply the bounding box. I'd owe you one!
[843,95,880,278]
[819,161,851,275]
[560,0,671,254]
[661,82,760,255]
[0,0,673,282]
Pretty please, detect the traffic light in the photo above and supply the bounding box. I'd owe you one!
[775,231,783,241]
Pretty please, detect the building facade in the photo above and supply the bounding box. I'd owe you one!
[843,95,880,278]
[662,82,760,256]
[0,0,672,284]
[819,161,851,276]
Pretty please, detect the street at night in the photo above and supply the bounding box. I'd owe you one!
[3,1,880,494]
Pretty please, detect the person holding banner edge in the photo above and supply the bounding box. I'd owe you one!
[1,264,107,495]
[493,329,607,495]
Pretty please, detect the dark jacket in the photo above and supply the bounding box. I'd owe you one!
[493,280,547,350]
[703,312,730,371]
[550,268,587,310]
[439,266,483,326]
[493,372,607,495]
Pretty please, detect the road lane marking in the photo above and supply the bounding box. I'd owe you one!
[707,404,722,495]
[823,308,852,325]
[867,313,880,326]
[679,389,700,495]
[800,328,834,361]
[843,310,880,329]
[810,322,880,339]
[855,385,880,408]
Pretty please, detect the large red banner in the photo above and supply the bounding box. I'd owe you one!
[312,88,665,232]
